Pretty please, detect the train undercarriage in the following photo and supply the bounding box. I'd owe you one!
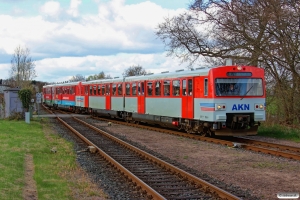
[90,108,260,137]
[45,103,260,137]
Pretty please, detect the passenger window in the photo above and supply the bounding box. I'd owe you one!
[98,85,101,95]
[132,83,137,96]
[188,79,193,96]
[182,80,187,95]
[164,80,170,96]
[172,80,180,96]
[147,82,152,96]
[93,85,97,95]
[138,82,145,95]
[106,84,110,95]
[140,82,144,95]
[126,83,130,95]
[155,81,161,96]
[90,86,93,95]
[101,85,105,95]
[204,79,208,96]
[112,84,116,95]
[118,83,122,95]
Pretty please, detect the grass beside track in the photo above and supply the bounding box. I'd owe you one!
[258,123,300,142]
[0,118,106,200]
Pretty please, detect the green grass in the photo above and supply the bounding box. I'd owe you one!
[0,118,105,200]
[258,123,300,142]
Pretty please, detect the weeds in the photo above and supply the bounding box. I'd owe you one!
[258,123,300,142]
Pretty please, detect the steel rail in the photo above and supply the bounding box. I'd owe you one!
[242,145,300,160]
[75,117,240,200]
[93,116,300,161]
[57,117,166,200]
[92,116,234,147]
[232,137,300,153]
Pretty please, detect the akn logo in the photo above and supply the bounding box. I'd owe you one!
[232,104,250,110]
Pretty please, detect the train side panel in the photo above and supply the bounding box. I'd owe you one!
[111,97,123,111]
[89,96,106,109]
[145,98,181,117]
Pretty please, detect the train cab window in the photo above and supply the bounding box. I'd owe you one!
[93,85,97,95]
[188,79,193,96]
[132,83,137,96]
[215,78,263,96]
[126,83,130,95]
[138,82,144,95]
[155,81,161,96]
[164,80,170,96]
[204,78,208,96]
[118,84,123,95]
[98,85,101,95]
[147,82,153,96]
[101,85,105,95]
[112,84,116,95]
[172,80,180,96]
[182,80,187,95]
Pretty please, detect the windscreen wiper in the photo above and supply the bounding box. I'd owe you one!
[240,86,253,100]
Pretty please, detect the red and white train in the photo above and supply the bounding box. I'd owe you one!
[43,65,266,136]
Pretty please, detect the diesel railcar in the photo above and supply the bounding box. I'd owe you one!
[43,65,266,136]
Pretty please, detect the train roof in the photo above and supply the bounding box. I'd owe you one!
[44,65,264,87]
[124,67,212,82]
[43,81,81,88]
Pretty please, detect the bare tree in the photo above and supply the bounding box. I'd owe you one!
[156,0,300,124]
[69,74,85,82]
[86,71,111,81]
[122,65,147,77]
[10,45,36,88]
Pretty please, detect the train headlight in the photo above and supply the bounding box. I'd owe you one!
[215,104,226,111]
[255,104,264,110]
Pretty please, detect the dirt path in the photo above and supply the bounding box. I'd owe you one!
[23,154,38,200]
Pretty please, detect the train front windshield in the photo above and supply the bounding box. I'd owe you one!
[215,78,263,96]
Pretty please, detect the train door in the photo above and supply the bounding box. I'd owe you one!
[76,82,84,107]
[56,87,62,105]
[105,84,111,110]
[52,87,55,106]
[181,78,194,119]
[137,81,145,113]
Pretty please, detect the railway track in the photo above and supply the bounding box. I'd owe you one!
[57,116,240,200]
[41,105,300,161]
[91,116,300,161]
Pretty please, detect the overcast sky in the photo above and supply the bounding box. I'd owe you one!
[0,0,193,83]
